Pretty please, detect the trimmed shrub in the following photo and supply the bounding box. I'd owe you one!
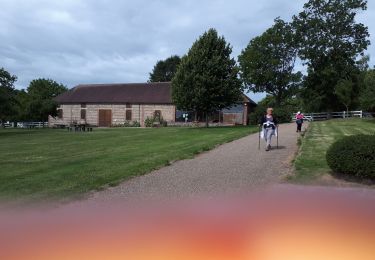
[123,121,132,127]
[144,117,154,128]
[132,121,141,127]
[326,135,375,179]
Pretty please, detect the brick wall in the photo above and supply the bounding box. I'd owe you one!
[50,104,176,127]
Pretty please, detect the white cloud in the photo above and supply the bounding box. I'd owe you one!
[0,0,374,102]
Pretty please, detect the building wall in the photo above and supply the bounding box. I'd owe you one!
[49,103,176,127]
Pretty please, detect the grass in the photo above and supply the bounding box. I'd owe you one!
[0,126,257,201]
[291,119,375,183]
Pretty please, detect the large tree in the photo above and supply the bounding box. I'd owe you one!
[239,18,302,105]
[360,69,375,112]
[335,79,354,114]
[26,78,67,121]
[149,55,181,82]
[0,68,18,125]
[293,0,370,111]
[172,29,243,127]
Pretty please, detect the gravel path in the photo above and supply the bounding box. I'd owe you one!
[87,123,301,202]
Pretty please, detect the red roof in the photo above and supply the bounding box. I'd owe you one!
[55,82,257,106]
[55,82,173,104]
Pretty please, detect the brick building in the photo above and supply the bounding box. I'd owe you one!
[50,82,256,127]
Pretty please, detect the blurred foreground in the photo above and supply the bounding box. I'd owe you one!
[0,185,374,260]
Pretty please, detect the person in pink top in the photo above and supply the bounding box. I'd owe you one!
[296,112,304,133]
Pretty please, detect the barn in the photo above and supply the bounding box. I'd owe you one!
[50,82,256,127]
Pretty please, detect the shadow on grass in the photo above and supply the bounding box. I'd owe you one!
[330,171,375,186]
[0,130,39,137]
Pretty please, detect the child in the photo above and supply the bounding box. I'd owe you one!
[295,112,304,133]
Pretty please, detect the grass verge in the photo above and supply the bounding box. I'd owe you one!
[0,126,257,201]
[290,119,375,184]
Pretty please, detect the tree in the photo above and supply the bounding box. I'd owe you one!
[0,68,17,126]
[250,95,302,125]
[14,89,30,121]
[239,18,302,105]
[293,0,370,111]
[360,69,375,112]
[26,79,67,121]
[172,29,243,127]
[149,55,181,82]
[335,79,354,114]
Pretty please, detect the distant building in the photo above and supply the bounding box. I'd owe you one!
[50,82,256,127]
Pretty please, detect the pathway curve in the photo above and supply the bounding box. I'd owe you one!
[88,123,301,202]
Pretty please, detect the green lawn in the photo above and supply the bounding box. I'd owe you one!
[0,126,257,201]
[291,119,375,183]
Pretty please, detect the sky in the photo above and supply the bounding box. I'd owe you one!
[1,0,375,102]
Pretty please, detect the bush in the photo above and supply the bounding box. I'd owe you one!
[132,121,141,127]
[326,135,375,179]
[144,115,168,128]
[123,121,132,127]
[144,117,154,128]
[161,120,168,127]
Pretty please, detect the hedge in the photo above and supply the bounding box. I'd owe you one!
[326,135,375,179]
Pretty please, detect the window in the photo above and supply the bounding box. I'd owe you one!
[57,109,63,119]
[81,109,86,120]
[126,103,132,109]
[126,110,132,121]
[81,103,87,108]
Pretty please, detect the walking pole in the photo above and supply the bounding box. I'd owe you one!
[258,125,261,150]
[277,126,279,149]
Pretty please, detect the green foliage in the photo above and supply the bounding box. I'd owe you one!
[149,55,181,82]
[172,28,243,127]
[123,121,132,127]
[326,135,375,179]
[292,119,375,183]
[335,79,354,112]
[27,78,67,121]
[360,69,375,112]
[120,121,141,127]
[0,68,18,124]
[249,96,301,125]
[293,0,370,111]
[144,117,154,128]
[132,121,141,127]
[145,112,168,128]
[293,0,369,65]
[239,18,302,105]
[0,127,258,200]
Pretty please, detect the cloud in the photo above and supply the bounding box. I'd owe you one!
[0,0,374,102]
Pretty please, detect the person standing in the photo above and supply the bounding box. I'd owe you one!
[260,108,278,152]
[295,112,304,133]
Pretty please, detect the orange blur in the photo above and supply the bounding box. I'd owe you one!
[1,190,374,260]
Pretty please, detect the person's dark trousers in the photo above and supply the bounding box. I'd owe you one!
[297,123,302,132]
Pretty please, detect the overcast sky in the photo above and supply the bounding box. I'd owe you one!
[1,0,374,102]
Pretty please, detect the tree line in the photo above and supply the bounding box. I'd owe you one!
[149,0,374,124]
[0,68,67,124]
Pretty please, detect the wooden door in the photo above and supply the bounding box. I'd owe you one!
[98,110,112,127]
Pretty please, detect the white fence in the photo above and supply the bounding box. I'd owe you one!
[1,122,48,128]
[292,111,370,122]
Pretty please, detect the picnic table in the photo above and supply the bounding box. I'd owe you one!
[67,124,93,132]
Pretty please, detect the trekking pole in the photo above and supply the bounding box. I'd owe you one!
[258,125,261,150]
[277,126,279,149]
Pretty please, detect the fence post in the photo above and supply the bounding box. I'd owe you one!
[360,111,363,119]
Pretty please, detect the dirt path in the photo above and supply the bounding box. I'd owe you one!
[82,123,302,203]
